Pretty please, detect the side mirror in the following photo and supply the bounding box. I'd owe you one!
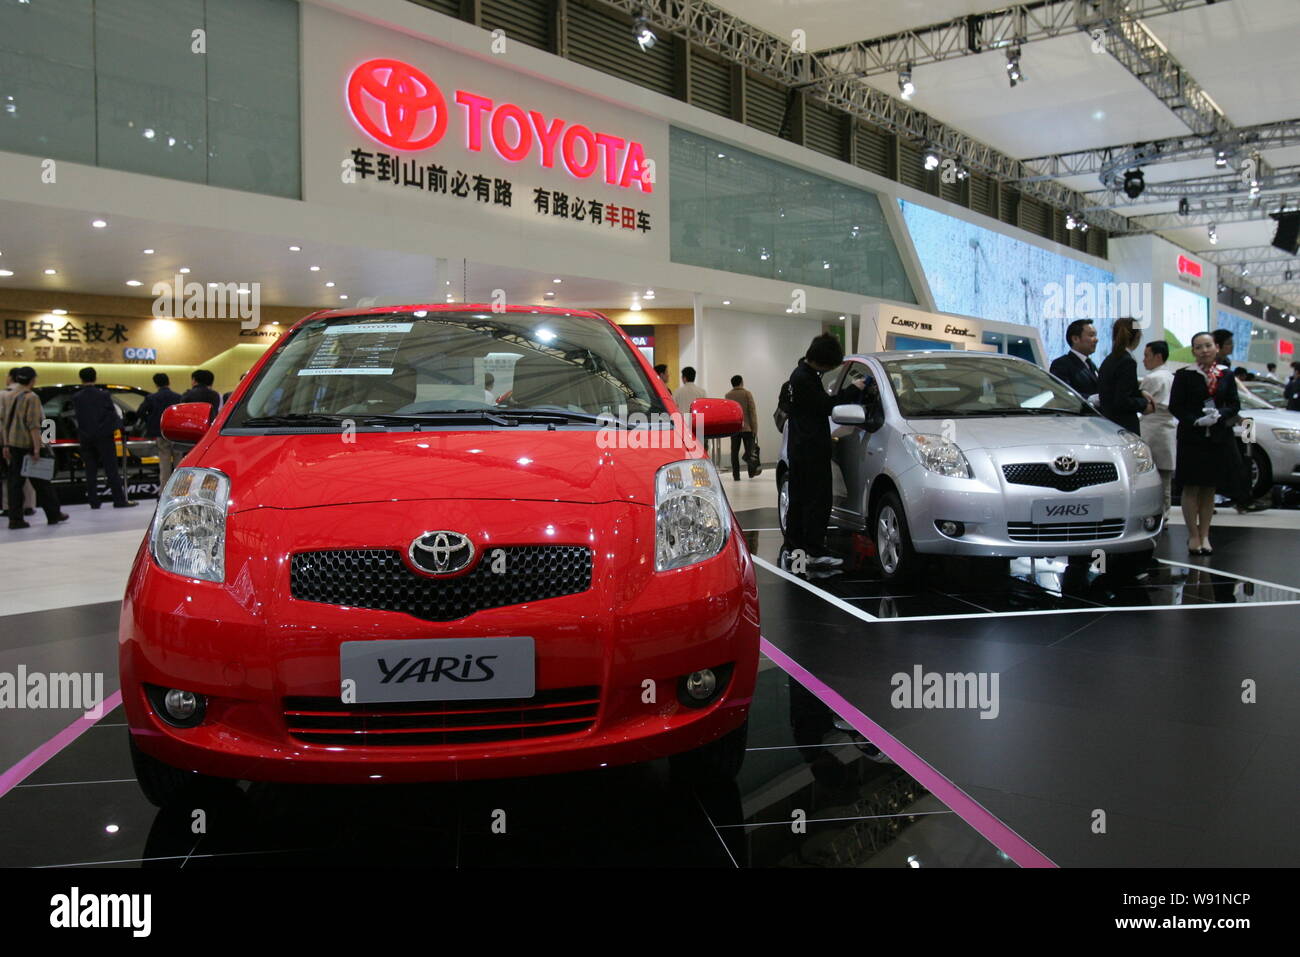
[689,398,744,438]
[831,404,866,426]
[161,402,214,443]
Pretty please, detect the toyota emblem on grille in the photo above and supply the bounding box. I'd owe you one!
[1050,455,1079,475]
[409,531,475,576]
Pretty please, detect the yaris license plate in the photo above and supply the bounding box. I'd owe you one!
[340,637,536,704]
[1031,497,1103,523]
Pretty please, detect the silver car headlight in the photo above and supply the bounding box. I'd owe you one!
[655,458,730,571]
[150,467,230,582]
[1271,428,1300,444]
[905,434,972,479]
[1118,430,1155,474]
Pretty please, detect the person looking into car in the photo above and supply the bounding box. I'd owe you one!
[1049,319,1101,406]
[1140,341,1177,520]
[2,367,68,529]
[724,375,760,481]
[783,334,861,568]
[1098,317,1154,432]
[73,367,137,510]
[182,369,222,416]
[140,372,184,488]
[1170,332,1240,555]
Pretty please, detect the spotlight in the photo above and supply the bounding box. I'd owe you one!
[1079,221,1090,233]
[1066,214,1077,231]
[1243,295,1253,305]
[1215,149,1228,168]
[1178,196,1190,216]
[923,150,940,171]
[632,14,656,51]
[1006,46,1024,86]
[1208,223,1218,244]
[1122,168,1145,200]
[899,65,915,100]
[955,164,969,181]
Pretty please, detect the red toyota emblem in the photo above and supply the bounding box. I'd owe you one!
[347,58,448,152]
[1176,254,1203,279]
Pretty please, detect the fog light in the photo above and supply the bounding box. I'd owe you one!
[1143,514,1160,531]
[684,670,717,701]
[936,520,965,537]
[164,689,199,720]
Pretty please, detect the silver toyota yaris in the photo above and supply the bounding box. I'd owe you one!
[777,351,1165,581]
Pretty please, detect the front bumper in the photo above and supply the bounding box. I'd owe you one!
[119,500,760,783]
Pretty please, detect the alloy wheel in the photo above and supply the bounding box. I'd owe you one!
[877,506,901,575]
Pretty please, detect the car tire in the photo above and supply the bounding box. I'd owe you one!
[776,469,789,538]
[129,733,226,808]
[873,491,920,584]
[1248,446,1273,501]
[669,718,748,784]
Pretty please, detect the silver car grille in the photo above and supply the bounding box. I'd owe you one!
[1006,518,1126,542]
[1002,462,1118,492]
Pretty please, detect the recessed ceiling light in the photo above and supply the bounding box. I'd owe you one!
[552,278,562,284]
[179,267,190,274]
[325,281,335,287]
[288,245,301,252]
[0,270,13,278]
[310,265,321,272]
[91,219,107,228]
[51,308,67,315]
[43,268,57,275]
[142,248,155,255]
[271,321,279,325]
[339,294,348,300]
[722,299,731,305]
[630,301,642,311]
[125,280,142,286]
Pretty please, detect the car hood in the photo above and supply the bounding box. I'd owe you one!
[195,429,695,512]
[904,414,1130,451]
[1240,406,1300,426]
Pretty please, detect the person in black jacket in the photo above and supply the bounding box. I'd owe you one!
[1284,361,1300,412]
[72,368,138,510]
[138,372,184,487]
[181,369,222,415]
[1048,319,1101,404]
[1097,317,1154,432]
[783,334,861,567]
[1170,332,1239,555]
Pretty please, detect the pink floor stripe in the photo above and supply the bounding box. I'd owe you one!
[759,638,1057,869]
[0,691,124,800]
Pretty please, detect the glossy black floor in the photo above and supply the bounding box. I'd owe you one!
[745,510,1300,867]
[0,655,1011,868]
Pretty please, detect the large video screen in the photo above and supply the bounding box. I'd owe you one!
[899,201,1117,364]
[1163,283,1210,362]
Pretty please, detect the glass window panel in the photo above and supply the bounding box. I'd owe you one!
[0,0,95,163]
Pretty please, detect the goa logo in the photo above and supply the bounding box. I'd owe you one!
[347,58,448,151]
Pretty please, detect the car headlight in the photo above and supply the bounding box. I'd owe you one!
[905,434,972,479]
[655,458,730,571]
[1272,428,1300,444]
[150,467,230,582]
[1119,430,1155,474]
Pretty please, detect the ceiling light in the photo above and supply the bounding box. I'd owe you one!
[1079,221,1090,233]
[1066,214,1077,231]
[632,15,656,51]
[1243,295,1253,305]
[898,65,915,100]
[1006,46,1024,87]
[552,278,562,283]
[309,265,320,272]
[91,219,107,228]
[143,128,155,139]
[923,150,940,171]
[1122,168,1145,200]
[0,270,13,277]
[722,299,731,305]
[340,294,349,300]
[1215,150,1228,168]
[43,268,57,275]
[630,301,642,311]
[288,245,301,252]
[325,281,335,287]
[1208,224,1218,244]
[179,267,191,274]
[125,280,142,286]
[51,308,67,315]
[1178,197,1190,216]
[543,291,556,299]
[142,248,155,255]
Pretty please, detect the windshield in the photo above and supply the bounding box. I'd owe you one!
[227,311,663,429]
[880,355,1092,417]
[1237,384,1274,410]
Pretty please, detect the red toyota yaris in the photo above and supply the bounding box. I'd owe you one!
[119,305,759,805]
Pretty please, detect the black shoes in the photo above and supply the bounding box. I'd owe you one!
[113,500,139,508]
[48,513,70,525]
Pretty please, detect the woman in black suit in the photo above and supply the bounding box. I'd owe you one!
[1170,331,1241,555]
[1098,317,1154,432]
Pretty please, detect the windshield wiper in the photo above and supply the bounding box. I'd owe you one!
[238,413,353,427]
[502,409,614,424]
[363,411,518,427]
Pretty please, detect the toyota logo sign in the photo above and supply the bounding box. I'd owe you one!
[1050,455,1079,475]
[409,531,475,576]
[348,58,449,151]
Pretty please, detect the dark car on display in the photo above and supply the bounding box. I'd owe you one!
[35,383,161,502]
[119,304,757,806]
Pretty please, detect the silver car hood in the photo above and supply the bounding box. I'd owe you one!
[1239,406,1300,426]
[904,414,1129,451]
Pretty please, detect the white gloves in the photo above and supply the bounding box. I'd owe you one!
[1194,409,1220,427]
[1087,394,1101,408]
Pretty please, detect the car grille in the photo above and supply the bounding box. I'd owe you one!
[290,545,592,621]
[1007,518,1126,542]
[1002,462,1118,492]
[283,687,600,747]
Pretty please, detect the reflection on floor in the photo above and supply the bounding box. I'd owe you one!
[0,659,1013,868]
[741,514,1300,620]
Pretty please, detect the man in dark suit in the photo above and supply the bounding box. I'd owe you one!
[181,369,222,416]
[72,367,137,509]
[1048,319,1101,404]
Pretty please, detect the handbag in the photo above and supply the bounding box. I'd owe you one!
[746,443,763,477]
[21,450,55,482]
